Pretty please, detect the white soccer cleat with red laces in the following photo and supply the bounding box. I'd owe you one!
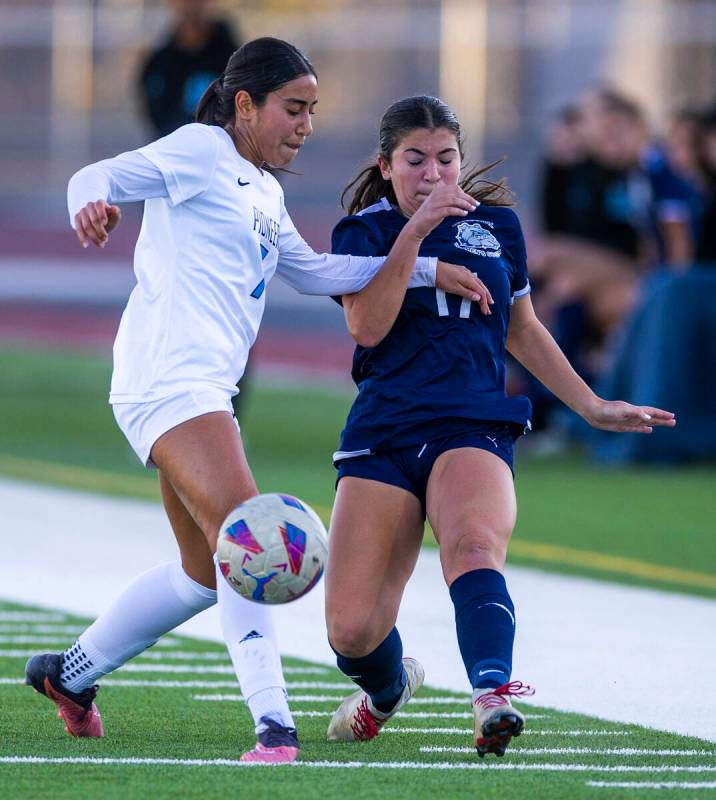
[472,680,535,757]
[326,657,424,742]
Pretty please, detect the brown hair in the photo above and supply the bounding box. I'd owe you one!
[195,37,316,128]
[341,95,512,216]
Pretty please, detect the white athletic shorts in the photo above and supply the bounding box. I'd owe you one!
[112,389,237,469]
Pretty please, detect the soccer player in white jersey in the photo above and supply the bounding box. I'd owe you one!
[23,39,484,763]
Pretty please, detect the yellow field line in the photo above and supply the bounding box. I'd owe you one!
[507,539,716,591]
[0,454,159,500]
[312,504,716,590]
[1,454,714,592]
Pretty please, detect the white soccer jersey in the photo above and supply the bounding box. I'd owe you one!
[67,124,437,403]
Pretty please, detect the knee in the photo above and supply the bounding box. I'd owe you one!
[328,616,379,659]
[200,500,250,553]
[444,526,509,573]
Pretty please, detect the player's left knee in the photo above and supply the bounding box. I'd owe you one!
[448,527,509,570]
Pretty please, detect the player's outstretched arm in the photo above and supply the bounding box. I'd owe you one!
[340,184,490,347]
[74,200,121,249]
[67,149,175,249]
[506,294,676,434]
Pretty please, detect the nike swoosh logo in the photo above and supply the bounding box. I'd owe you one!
[478,669,503,676]
[237,178,250,187]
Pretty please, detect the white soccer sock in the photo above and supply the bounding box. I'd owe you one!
[60,561,217,693]
[215,559,295,733]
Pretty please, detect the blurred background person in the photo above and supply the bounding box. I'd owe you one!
[538,104,587,237]
[524,87,700,439]
[137,1,250,419]
[695,109,716,264]
[661,109,706,255]
[137,0,242,138]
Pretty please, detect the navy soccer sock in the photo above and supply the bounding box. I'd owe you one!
[449,568,515,690]
[332,627,407,713]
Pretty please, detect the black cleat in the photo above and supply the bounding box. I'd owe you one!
[25,653,104,737]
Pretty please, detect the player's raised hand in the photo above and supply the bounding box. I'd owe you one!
[407,182,478,240]
[74,200,122,249]
[436,261,493,315]
[584,399,676,433]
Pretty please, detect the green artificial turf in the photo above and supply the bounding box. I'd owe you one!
[1,600,713,800]
[1,346,715,598]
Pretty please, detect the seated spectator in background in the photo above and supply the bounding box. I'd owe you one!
[553,86,696,267]
[539,104,586,235]
[589,107,716,464]
[525,87,698,434]
[695,110,716,263]
[663,110,707,248]
[137,0,241,137]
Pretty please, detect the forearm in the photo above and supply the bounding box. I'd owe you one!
[67,152,168,228]
[343,225,425,347]
[507,316,599,420]
[276,250,435,297]
[67,166,112,228]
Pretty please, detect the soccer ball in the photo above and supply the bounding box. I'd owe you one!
[217,493,328,604]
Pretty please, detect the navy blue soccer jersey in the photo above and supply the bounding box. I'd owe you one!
[332,197,532,456]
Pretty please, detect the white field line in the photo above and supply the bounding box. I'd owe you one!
[190,701,550,721]
[421,747,716,757]
[0,612,66,622]
[0,664,549,719]
[384,727,631,736]
[0,649,328,673]
[112,680,350,690]
[146,639,183,647]
[0,678,351,690]
[191,692,547,713]
[133,650,232,662]
[0,625,85,634]
[2,756,716,773]
[118,665,241,675]
[1,678,348,690]
[0,636,80,644]
[587,781,716,790]
[0,676,625,732]
[116,665,342,678]
[296,711,472,720]
[0,635,181,646]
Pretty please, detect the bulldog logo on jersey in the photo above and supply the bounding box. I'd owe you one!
[454,221,501,258]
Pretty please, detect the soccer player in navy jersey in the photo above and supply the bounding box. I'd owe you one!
[323,96,676,757]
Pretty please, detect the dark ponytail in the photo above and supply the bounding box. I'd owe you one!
[341,95,512,216]
[195,77,224,126]
[195,37,316,127]
[340,165,398,217]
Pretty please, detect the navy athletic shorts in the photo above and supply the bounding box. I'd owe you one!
[335,421,519,516]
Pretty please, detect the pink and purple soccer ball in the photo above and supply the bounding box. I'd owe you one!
[217,493,328,604]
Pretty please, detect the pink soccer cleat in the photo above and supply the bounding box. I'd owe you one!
[472,680,535,757]
[25,653,104,738]
[240,716,299,763]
